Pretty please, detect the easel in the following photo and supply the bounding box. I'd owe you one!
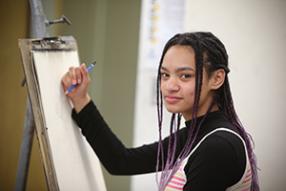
[15,0,71,190]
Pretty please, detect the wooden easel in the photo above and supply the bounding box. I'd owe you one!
[15,0,70,190]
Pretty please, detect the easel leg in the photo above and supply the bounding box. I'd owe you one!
[15,1,45,189]
[15,99,35,191]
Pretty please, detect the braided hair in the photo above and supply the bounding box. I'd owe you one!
[156,32,259,191]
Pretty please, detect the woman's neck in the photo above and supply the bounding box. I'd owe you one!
[182,104,219,121]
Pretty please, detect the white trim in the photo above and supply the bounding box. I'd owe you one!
[187,128,241,158]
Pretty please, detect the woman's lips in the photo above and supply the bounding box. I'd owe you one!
[164,96,183,104]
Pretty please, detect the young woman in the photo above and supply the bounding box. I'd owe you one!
[62,32,259,191]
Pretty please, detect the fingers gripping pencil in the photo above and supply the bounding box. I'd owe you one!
[65,61,96,94]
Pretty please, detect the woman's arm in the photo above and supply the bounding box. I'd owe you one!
[72,100,160,175]
[61,65,169,174]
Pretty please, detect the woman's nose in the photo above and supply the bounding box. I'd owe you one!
[166,77,180,91]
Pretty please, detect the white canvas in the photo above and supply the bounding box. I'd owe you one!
[32,50,106,191]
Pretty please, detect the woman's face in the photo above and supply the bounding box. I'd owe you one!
[160,45,215,120]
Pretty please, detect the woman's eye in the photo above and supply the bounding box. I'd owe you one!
[160,72,169,79]
[180,74,192,79]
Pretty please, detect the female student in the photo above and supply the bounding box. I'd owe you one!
[62,32,259,191]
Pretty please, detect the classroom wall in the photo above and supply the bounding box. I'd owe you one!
[3,1,284,191]
[2,1,284,191]
[185,0,286,190]
[0,1,48,191]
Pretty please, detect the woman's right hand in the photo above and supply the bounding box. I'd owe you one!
[61,64,91,113]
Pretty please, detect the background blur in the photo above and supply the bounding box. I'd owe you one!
[0,0,285,190]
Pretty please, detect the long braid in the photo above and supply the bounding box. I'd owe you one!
[156,51,164,185]
[222,79,260,190]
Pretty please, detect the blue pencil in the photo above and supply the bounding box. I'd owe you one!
[65,61,96,94]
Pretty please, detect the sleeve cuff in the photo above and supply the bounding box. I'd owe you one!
[72,100,95,128]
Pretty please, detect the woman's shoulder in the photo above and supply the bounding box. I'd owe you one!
[192,127,246,165]
[203,128,246,150]
[201,128,246,160]
[183,128,247,188]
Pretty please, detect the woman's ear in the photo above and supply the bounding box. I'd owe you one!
[209,69,225,90]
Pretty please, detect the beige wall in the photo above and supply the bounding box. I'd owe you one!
[0,1,47,191]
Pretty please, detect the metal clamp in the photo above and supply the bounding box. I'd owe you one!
[45,15,72,26]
